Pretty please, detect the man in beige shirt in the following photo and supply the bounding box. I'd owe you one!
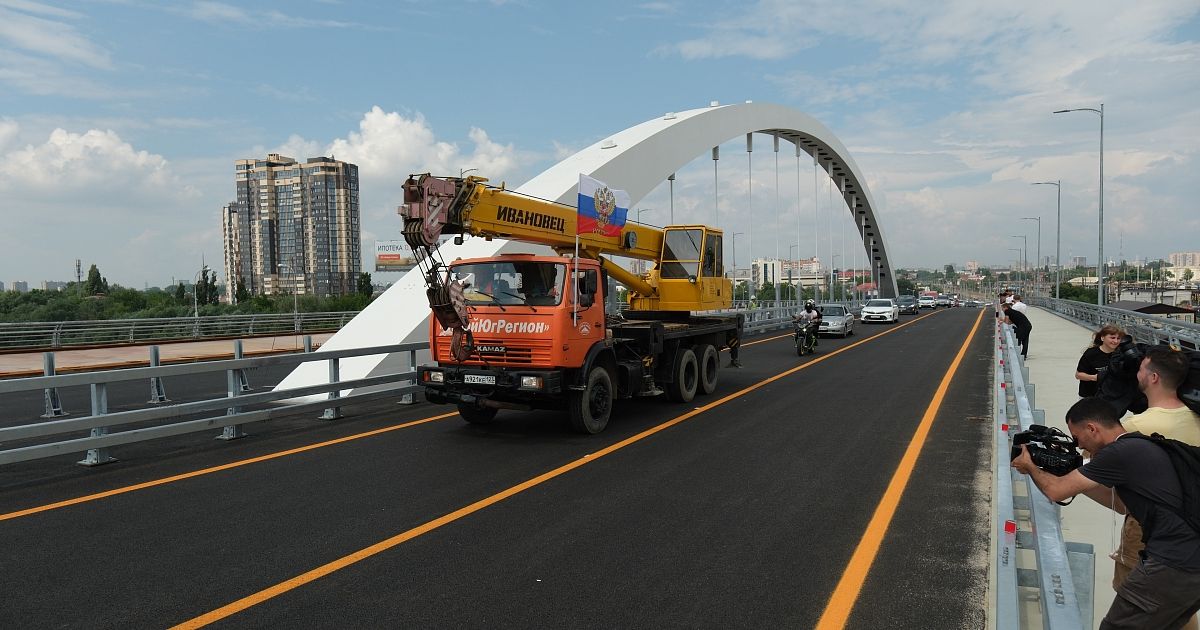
[1114,346,1200,629]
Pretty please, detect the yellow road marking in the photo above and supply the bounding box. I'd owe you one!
[815,307,985,630]
[0,413,458,522]
[173,312,935,628]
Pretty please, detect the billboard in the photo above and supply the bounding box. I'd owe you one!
[374,240,417,272]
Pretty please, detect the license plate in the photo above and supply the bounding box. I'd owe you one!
[463,374,496,385]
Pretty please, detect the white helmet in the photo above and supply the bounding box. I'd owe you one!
[804,299,816,308]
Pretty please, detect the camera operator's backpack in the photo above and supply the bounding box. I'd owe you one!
[1124,432,1200,534]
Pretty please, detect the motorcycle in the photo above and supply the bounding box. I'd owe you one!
[794,319,819,356]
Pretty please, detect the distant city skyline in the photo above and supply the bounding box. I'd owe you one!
[0,1,1197,287]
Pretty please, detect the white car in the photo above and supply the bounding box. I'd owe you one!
[860,298,900,323]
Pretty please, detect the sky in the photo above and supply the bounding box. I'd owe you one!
[1,0,1197,288]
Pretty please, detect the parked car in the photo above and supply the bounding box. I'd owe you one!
[817,303,854,337]
[918,295,937,309]
[896,296,918,314]
[861,298,900,324]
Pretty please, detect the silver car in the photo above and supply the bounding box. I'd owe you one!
[817,304,854,337]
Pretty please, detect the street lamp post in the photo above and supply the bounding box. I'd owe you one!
[1054,104,1104,305]
[1009,248,1023,284]
[1021,216,1041,295]
[459,167,477,178]
[636,208,653,224]
[1032,181,1061,299]
[1010,235,1027,286]
[279,262,300,332]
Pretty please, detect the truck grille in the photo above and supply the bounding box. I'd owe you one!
[435,338,553,366]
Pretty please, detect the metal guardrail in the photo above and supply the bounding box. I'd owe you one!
[993,319,1094,629]
[1033,297,1200,349]
[0,311,360,351]
[0,341,425,466]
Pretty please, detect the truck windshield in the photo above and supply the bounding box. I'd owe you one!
[661,228,703,279]
[453,261,566,306]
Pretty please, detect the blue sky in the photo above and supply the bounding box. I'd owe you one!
[1,0,1198,287]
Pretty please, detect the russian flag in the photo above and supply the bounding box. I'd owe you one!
[577,174,630,237]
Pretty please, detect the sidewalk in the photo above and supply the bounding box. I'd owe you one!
[1021,307,1117,626]
[0,332,336,378]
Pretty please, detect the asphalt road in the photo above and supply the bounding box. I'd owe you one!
[0,307,993,629]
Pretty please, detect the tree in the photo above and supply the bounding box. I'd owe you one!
[755,281,776,303]
[944,264,956,282]
[734,280,750,301]
[1184,268,1195,285]
[357,272,373,296]
[896,278,917,296]
[174,282,186,303]
[84,264,108,296]
[235,277,251,303]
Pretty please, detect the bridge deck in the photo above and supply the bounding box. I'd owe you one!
[1,308,1012,628]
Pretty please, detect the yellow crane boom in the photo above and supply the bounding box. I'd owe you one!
[400,174,732,311]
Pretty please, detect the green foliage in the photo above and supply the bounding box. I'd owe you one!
[944,264,956,280]
[84,264,108,296]
[1057,283,1097,304]
[357,272,373,296]
[0,282,376,323]
[235,277,251,303]
[896,278,917,296]
[734,280,750,301]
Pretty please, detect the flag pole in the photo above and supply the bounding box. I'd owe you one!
[574,232,580,327]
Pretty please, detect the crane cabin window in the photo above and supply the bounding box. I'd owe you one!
[660,228,703,279]
[454,261,565,306]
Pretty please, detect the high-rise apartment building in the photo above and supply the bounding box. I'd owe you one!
[1169,252,1200,267]
[222,154,360,300]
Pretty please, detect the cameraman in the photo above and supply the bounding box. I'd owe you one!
[1012,397,1200,629]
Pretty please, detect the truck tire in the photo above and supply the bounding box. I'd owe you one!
[697,344,719,395]
[666,348,699,403]
[457,403,497,425]
[569,366,613,434]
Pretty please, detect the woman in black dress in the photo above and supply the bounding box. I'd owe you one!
[1075,324,1123,397]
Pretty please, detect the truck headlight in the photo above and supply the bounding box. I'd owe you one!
[426,371,444,383]
[520,376,543,389]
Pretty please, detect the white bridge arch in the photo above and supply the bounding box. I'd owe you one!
[277,102,895,394]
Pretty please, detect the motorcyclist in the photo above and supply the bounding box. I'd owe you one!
[793,299,822,347]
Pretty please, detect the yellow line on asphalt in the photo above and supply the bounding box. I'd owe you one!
[171,312,935,628]
[814,307,985,630]
[0,413,459,522]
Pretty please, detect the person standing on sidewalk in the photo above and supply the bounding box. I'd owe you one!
[1077,325,1124,397]
[1110,346,1200,630]
[1002,301,1032,359]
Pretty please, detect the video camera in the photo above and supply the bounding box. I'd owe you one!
[1010,424,1083,476]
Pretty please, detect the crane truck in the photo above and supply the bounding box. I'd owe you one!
[399,173,744,434]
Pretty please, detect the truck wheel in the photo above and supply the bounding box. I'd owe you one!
[697,344,719,395]
[457,403,497,425]
[666,348,699,403]
[569,366,613,434]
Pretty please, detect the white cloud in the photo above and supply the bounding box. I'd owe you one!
[0,5,112,69]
